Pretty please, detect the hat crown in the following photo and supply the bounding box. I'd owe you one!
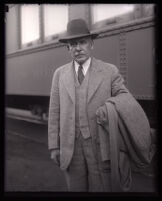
[67,19,90,36]
[59,18,98,43]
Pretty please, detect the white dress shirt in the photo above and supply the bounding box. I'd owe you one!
[74,57,91,76]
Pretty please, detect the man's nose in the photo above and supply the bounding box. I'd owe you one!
[75,43,81,50]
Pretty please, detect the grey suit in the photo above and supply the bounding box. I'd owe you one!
[48,57,129,191]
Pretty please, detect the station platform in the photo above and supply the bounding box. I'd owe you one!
[4,118,157,192]
[6,107,48,125]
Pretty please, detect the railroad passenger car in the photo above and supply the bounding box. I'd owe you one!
[5,4,157,127]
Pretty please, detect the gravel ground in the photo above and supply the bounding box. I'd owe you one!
[4,118,157,193]
[5,130,67,192]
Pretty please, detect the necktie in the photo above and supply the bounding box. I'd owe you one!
[78,65,84,84]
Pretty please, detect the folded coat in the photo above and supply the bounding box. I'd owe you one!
[97,93,156,192]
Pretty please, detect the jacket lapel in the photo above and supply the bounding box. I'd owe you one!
[62,62,75,103]
[87,58,104,103]
[61,58,104,104]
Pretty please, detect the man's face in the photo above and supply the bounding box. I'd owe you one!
[67,37,93,65]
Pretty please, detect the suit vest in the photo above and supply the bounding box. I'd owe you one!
[73,65,91,139]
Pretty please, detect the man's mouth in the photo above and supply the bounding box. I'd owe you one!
[75,54,85,58]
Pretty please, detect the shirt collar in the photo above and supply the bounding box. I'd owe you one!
[74,57,91,76]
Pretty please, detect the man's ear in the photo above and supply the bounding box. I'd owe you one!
[91,39,94,49]
[91,42,94,50]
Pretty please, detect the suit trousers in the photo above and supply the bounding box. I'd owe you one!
[64,131,111,192]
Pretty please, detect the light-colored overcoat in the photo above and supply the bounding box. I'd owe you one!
[48,57,129,170]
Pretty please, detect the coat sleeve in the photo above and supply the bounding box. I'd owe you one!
[48,68,60,150]
[111,65,129,97]
[96,65,130,125]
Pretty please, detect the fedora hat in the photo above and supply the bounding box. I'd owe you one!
[59,18,98,43]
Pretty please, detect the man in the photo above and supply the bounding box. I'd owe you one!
[48,19,154,192]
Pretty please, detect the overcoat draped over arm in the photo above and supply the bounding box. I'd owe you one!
[97,93,156,192]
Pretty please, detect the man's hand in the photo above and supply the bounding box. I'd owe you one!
[96,105,108,126]
[51,149,60,166]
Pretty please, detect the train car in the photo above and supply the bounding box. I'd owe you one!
[5,4,157,127]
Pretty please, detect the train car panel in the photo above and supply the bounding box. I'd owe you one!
[127,26,155,99]
[6,45,71,96]
[92,34,120,68]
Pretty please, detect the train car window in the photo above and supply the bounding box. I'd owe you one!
[44,4,68,41]
[20,4,69,49]
[142,4,156,17]
[91,4,135,29]
[21,4,40,47]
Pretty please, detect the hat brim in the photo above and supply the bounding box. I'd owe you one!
[59,33,98,43]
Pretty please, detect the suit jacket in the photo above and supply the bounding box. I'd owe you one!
[48,57,129,170]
